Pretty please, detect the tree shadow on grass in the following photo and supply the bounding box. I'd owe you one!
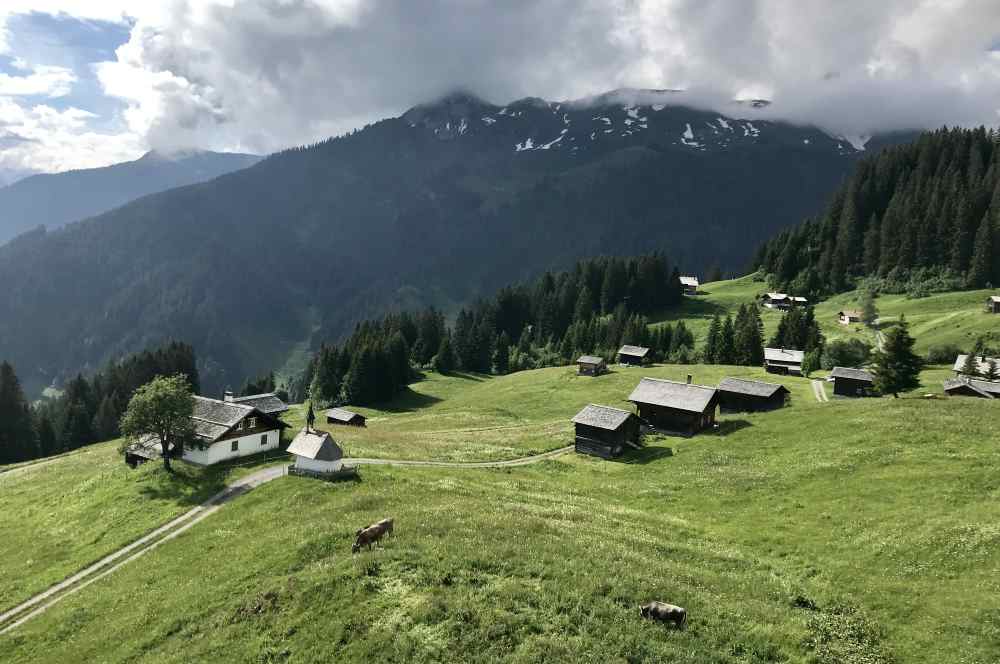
[615,445,674,465]
[136,466,227,507]
[649,297,729,325]
[377,388,444,414]
[710,419,753,436]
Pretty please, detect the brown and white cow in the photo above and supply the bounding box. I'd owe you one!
[640,601,687,628]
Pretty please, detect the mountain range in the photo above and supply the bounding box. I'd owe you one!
[0,88,918,396]
[0,150,261,245]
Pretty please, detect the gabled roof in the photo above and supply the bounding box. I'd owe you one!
[838,310,862,318]
[764,292,789,300]
[231,392,289,415]
[572,404,634,431]
[943,378,1000,398]
[326,407,364,422]
[952,354,999,374]
[792,296,809,303]
[764,348,804,364]
[577,355,605,365]
[988,296,1000,303]
[287,428,344,461]
[618,345,650,357]
[679,276,699,287]
[192,396,255,441]
[628,377,717,413]
[717,377,789,398]
[830,367,874,382]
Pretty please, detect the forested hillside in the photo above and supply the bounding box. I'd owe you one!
[0,150,261,245]
[0,90,909,397]
[756,127,1000,296]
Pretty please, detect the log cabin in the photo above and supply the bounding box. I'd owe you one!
[125,396,287,467]
[837,310,862,325]
[628,376,718,435]
[987,296,1000,314]
[680,276,699,296]
[617,345,651,366]
[761,293,808,310]
[577,355,607,376]
[943,377,1000,399]
[764,347,804,376]
[717,377,790,412]
[571,404,640,458]
[830,366,875,397]
[326,407,366,427]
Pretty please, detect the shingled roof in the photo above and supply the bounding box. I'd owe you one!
[952,354,999,374]
[577,355,605,365]
[943,377,1000,399]
[717,377,788,398]
[680,276,699,287]
[287,429,343,461]
[326,407,363,423]
[231,392,288,415]
[830,367,874,382]
[764,348,805,363]
[618,345,650,358]
[191,396,255,441]
[572,404,634,431]
[628,377,717,413]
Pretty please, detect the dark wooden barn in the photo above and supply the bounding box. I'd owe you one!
[617,345,650,366]
[764,347,804,376]
[326,407,366,427]
[830,367,875,397]
[717,377,790,412]
[571,404,640,459]
[987,296,1000,314]
[628,376,718,436]
[577,355,607,376]
[943,377,1000,399]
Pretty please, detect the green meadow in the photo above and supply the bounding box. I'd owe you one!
[2,360,998,663]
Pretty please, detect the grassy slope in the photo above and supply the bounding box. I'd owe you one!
[3,365,999,663]
[0,441,288,614]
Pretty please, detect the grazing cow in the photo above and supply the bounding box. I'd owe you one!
[640,601,687,628]
[375,518,393,536]
[352,526,385,553]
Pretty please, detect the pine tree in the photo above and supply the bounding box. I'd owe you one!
[985,360,999,382]
[871,316,923,397]
[493,331,511,375]
[860,290,879,328]
[434,336,455,375]
[717,315,736,365]
[704,315,721,364]
[92,393,121,442]
[0,362,36,463]
[34,411,57,458]
[968,212,994,288]
[961,351,980,377]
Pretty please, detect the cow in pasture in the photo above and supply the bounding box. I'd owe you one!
[640,601,687,628]
[352,517,394,553]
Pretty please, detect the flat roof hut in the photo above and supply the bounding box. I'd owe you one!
[571,404,640,459]
[326,407,366,427]
[717,377,789,412]
[987,296,1000,314]
[628,376,718,435]
[943,377,1000,399]
[617,345,650,366]
[287,428,345,475]
[830,367,875,397]
[764,348,804,376]
[577,355,607,376]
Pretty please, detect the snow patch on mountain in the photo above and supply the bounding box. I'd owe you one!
[839,134,871,150]
[482,116,495,125]
[514,138,535,151]
[717,117,731,131]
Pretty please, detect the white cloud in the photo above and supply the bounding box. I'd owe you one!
[0,59,75,97]
[1,0,999,171]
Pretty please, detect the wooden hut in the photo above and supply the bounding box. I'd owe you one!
[577,355,607,376]
[830,367,875,397]
[571,404,640,459]
[326,407,366,427]
[761,293,809,310]
[628,376,718,435]
[837,310,862,325]
[943,377,1000,399]
[617,345,650,366]
[764,348,804,376]
[952,354,999,378]
[717,377,790,412]
[987,296,1000,314]
[680,276,699,296]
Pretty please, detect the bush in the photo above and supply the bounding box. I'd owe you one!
[822,339,872,370]
[925,344,963,365]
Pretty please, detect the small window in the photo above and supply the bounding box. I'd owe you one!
[247,417,257,429]
[260,434,268,447]
[231,440,239,452]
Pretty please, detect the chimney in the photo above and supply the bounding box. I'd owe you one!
[224,390,234,402]
[686,374,692,385]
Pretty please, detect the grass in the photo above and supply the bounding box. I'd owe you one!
[3,363,999,662]
[0,440,291,614]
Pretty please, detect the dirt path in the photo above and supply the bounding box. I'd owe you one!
[811,380,830,403]
[0,446,573,635]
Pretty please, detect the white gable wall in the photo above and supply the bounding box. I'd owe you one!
[183,428,281,466]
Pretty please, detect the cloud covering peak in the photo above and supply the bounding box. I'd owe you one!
[1,0,998,173]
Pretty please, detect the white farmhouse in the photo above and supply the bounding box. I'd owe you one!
[287,428,345,475]
[126,395,288,467]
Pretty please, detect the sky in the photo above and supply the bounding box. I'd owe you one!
[0,0,998,177]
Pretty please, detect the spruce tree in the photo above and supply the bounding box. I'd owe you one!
[0,362,36,463]
[493,332,511,375]
[968,212,994,288]
[870,316,923,397]
[704,315,721,364]
[717,316,736,365]
[961,351,980,377]
[860,290,879,328]
[985,360,999,382]
[434,336,455,375]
